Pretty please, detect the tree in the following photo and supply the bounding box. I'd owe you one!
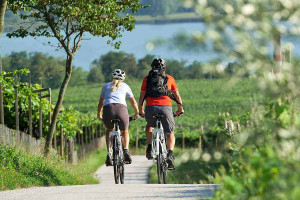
[7,0,145,154]
[136,54,155,79]
[165,59,186,80]
[91,51,138,82]
[187,61,204,79]
[87,65,105,83]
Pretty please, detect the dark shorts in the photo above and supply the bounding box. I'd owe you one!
[102,103,129,131]
[145,105,175,134]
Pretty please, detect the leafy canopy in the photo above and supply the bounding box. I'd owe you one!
[7,0,145,52]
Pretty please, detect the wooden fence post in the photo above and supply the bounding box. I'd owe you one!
[0,55,4,124]
[64,135,68,159]
[68,139,74,163]
[91,125,94,141]
[28,72,32,136]
[60,128,64,157]
[53,127,57,150]
[85,126,88,144]
[48,88,51,135]
[14,74,19,131]
[39,78,43,138]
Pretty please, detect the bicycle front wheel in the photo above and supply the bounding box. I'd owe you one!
[113,136,119,184]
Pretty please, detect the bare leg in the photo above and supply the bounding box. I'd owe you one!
[166,133,175,151]
[106,129,113,152]
[146,125,153,145]
[121,130,129,149]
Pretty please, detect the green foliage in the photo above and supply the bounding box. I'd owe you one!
[0,69,86,139]
[148,149,229,184]
[0,145,107,190]
[2,51,65,88]
[90,51,138,82]
[7,0,145,50]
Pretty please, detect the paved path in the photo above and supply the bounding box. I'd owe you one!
[95,155,152,184]
[0,155,219,200]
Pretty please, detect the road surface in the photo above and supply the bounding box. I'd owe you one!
[0,155,219,200]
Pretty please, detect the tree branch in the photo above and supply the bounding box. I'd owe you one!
[72,30,83,53]
[43,5,72,57]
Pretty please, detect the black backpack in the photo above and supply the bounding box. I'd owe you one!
[144,68,182,105]
[146,68,169,98]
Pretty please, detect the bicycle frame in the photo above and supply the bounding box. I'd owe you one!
[152,120,168,164]
[109,120,124,184]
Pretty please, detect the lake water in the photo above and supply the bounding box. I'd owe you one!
[0,22,299,71]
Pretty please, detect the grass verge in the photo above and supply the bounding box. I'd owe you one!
[0,145,106,191]
[148,149,228,184]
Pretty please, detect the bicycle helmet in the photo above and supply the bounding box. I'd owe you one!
[151,58,167,69]
[111,69,126,80]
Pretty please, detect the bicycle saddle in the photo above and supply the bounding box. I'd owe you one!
[152,113,165,119]
[111,118,120,124]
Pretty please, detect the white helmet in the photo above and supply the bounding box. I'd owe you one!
[111,69,126,80]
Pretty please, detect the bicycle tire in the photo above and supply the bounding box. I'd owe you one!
[119,144,125,184]
[113,136,119,184]
[119,163,124,184]
[157,144,163,184]
[162,143,167,184]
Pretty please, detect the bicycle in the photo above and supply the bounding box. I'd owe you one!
[151,113,182,184]
[108,117,135,184]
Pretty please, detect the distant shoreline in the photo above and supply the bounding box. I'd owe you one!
[134,12,203,25]
[136,17,203,25]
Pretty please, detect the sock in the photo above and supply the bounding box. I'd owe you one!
[168,150,173,155]
[148,144,152,149]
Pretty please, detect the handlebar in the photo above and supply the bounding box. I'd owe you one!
[129,115,140,122]
[173,112,184,117]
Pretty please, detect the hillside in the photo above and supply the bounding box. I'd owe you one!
[53,78,260,127]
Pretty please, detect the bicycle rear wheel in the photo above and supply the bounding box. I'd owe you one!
[113,136,119,184]
[119,163,124,184]
[157,145,167,184]
[119,144,125,184]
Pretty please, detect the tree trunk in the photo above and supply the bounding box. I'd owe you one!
[0,0,6,35]
[45,55,73,155]
[0,0,7,124]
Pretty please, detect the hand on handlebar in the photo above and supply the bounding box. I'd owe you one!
[132,114,139,121]
[139,111,145,118]
[174,109,184,117]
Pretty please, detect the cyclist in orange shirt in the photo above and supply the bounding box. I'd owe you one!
[139,58,184,169]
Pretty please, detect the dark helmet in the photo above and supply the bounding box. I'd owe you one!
[151,58,166,69]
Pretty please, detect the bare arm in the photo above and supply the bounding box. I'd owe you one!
[171,90,184,115]
[128,96,139,117]
[97,97,105,120]
[139,91,146,117]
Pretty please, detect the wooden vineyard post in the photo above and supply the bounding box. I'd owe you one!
[91,125,94,141]
[14,74,19,131]
[64,135,68,159]
[0,55,4,124]
[85,126,88,144]
[48,88,51,135]
[68,139,74,163]
[28,72,32,136]
[95,125,98,138]
[199,126,204,152]
[136,128,139,152]
[60,128,64,157]
[53,127,57,150]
